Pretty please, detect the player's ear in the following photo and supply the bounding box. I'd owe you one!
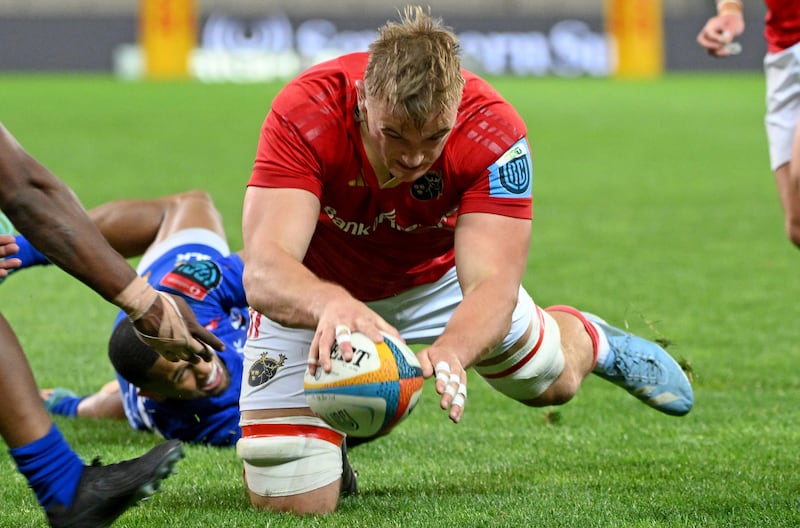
[355,81,366,111]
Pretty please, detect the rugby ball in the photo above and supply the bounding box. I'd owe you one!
[304,332,424,438]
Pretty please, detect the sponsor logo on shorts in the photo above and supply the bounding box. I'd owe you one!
[488,138,533,198]
[160,260,222,301]
[248,353,287,387]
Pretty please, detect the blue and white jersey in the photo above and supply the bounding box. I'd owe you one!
[114,229,248,447]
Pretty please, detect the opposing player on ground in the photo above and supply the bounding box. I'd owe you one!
[234,6,694,515]
[12,189,359,492]
[12,190,248,447]
[0,123,224,526]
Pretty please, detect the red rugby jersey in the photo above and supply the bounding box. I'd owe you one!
[765,0,800,53]
[250,52,533,300]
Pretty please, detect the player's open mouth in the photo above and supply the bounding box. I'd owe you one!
[201,362,222,391]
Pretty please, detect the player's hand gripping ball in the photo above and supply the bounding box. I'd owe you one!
[304,332,424,438]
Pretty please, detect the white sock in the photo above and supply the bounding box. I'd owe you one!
[590,321,613,372]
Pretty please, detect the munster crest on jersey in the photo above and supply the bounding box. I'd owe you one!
[411,172,443,201]
[248,353,287,386]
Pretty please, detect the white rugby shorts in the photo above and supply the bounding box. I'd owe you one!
[238,266,568,496]
[239,266,564,413]
[765,41,800,171]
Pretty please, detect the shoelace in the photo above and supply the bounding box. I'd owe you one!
[612,342,665,383]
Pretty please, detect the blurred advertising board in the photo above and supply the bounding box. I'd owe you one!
[0,10,766,78]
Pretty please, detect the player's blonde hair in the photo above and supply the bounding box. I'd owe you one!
[364,5,465,130]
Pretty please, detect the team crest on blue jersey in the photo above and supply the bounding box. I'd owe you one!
[160,260,222,301]
[248,353,287,387]
[487,139,532,198]
[411,172,443,200]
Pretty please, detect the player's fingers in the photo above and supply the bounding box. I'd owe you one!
[0,256,20,272]
[447,383,467,423]
[335,324,352,349]
[434,361,451,391]
[193,342,214,362]
[333,323,356,366]
[0,235,19,258]
[451,384,467,409]
[443,373,460,400]
[721,42,742,55]
[449,383,467,422]
[307,332,322,376]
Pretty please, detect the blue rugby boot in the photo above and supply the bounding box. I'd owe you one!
[584,313,693,416]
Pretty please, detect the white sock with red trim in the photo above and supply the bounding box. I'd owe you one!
[589,321,612,372]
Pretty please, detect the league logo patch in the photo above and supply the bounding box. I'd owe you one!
[248,353,287,387]
[411,172,443,200]
[160,260,222,301]
[487,138,532,198]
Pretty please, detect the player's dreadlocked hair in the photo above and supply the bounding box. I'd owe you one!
[108,318,160,386]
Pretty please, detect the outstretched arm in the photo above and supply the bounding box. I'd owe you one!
[417,211,531,424]
[0,123,223,361]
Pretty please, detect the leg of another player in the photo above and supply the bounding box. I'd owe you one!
[781,116,800,248]
[0,315,59,447]
[77,380,126,419]
[5,189,228,275]
[42,382,129,420]
[0,313,86,509]
[2,315,184,526]
[772,160,800,248]
[89,189,226,257]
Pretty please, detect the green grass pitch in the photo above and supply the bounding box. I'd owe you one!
[0,72,798,527]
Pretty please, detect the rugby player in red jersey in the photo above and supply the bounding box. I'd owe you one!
[698,0,800,247]
[238,5,693,514]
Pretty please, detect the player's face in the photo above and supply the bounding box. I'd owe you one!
[142,353,231,401]
[361,95,457,184]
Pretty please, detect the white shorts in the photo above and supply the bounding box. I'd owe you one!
[136,227,230,273]
[238,266,567,497]
[239,266,563,412]
[764,41,800,171]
